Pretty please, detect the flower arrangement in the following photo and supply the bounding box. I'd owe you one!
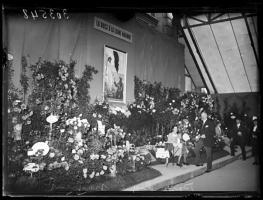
[106,125,126,146]
[8,99,33,141]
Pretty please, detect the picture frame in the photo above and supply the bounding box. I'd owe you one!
[103,45,127,104]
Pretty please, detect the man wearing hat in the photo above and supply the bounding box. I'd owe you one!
[251,116,260,165]
[193,110,216,172]
[229,115,248,160]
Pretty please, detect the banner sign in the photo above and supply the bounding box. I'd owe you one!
[94,17,133,43]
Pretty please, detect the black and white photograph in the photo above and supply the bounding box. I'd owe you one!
[2,1,262,198]
[103,45,127,103]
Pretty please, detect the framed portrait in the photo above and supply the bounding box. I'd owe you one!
[103,45,127,103]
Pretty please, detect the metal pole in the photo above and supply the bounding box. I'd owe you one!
[243,13,259,67]
[177,17,210,94]
[182,14,256,29]
[185,17,218,94]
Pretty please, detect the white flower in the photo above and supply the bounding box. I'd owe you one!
[74,126,78,130]
[90,154,96,160]
[68,137,74,143]
[29,111,33,116]
[83,173,87,178]
[77,149,83,155]
[64,84,68,89]
[27,120,31,125]
[103,165,108,170]
[152,109,156,113]
[93,113,97,118]
[100,155,106,159]
[95,172,100,177]
[14,124,22,131]
[46,114,59,124]
[22,115,27,120]
[98,114,102,118]
[44,106,49,111]
[60,129,65,133]
[49,152,55,158]
[72,149,76,154]
[83,168,88,174]
[82,119,88,123]
[172,100,175,103]
[74,154,80,160]
[100,170,104,175]
[23,163,40,173]
[89,172,95,179]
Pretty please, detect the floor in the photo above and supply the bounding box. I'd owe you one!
[162,156,260,192]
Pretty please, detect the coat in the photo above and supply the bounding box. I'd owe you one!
[230,123,248,145]
[199,119,216,147]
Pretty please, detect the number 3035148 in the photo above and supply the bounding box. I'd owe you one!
[22,9,69,20]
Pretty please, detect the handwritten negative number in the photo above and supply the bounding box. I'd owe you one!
[22,9,69,20]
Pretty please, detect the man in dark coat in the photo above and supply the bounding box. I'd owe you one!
[251,116,260,165]
[193,110,216,172]
[229,116,248,160]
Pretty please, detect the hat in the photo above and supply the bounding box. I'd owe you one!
[252,116,258,121]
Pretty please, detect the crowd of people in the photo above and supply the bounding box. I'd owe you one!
[162,110,260,172]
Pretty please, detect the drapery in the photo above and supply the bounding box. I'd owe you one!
[4,12,185,103]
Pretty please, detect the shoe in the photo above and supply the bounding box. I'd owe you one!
[253,162,259,165]
[176,163,182,167]
[242,158,246,161]
[230,154,235,157]
[183,162,190,165]
[206,169,211,173]
[196,163,203,166]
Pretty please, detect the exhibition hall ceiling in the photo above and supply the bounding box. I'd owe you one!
[179,13,258,94]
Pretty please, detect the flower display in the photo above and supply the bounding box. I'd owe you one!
[6,60,226,192]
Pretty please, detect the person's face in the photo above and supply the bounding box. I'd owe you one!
[236,119,241,124]
[253,120,258,125]
[201,112,207,120]
[173,126,178,133]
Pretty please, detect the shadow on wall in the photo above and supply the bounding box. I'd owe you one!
[213,92,261,118]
